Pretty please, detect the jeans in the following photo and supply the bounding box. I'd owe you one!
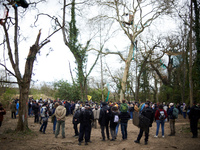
[121,122,128,139]
[156,120,165,136]
[40,117,48,133]
[116,123,120,135]
[130,112,133,119]
[16,109,19,115]
[182,112,186,119]
[55,120,65,138]
[53,117,57,132]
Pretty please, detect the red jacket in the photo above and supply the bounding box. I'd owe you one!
[155,109,168,120]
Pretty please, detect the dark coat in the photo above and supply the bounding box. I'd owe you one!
[73,109,81,124]
[140,106,154,126]
[168,106,175,119]
[98,105,110,126]
[119,112,130,123]
[189,105,200,120]
[33,104,40,115]
[109,111,119,129]
[0,107,6,121]
[79,108,94,125]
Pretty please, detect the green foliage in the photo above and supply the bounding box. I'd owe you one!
[53,80,81,101]
[87,87,108,103]
[0,88,17,106]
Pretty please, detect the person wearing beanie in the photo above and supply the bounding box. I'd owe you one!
[55,103,66,138]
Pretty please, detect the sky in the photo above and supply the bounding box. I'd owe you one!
[0,0,181,88]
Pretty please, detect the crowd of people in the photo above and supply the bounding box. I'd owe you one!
[0,98,200,146]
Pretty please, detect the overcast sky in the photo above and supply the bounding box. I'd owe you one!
[0,0,181,87]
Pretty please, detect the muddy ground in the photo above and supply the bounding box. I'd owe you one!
[0,111,200,150]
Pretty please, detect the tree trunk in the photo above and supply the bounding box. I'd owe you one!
[155,77,158,103]
[189,0,193,107]
[16,84,29,131]
[119,43,134,102]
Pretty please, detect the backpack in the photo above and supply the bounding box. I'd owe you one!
[172,108,179,119]
[158,110,165,120]
[114,115,119,123]
[120,103,128,112]
[40,107,47,117]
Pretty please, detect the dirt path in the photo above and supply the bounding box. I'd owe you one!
[0,111,199,150]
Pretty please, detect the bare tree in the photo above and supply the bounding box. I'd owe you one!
[91,0,175,102]
[0,2,61,131]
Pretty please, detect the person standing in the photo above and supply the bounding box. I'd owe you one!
[10,101,16,119]
[78,104,94,145]
[93,105,100,129]
[168,103,176,136]
[189,101,200,138]
[182,103,187,119]
[99,102,110,141]
[72,105,81,136]
[109,106,119,141]
[134,102,154,145]
[154,105,168,138]
[55,102,66,138]
[39,102,49,134]
[0,103,6,127]
[129,104,134,120]
[119,108,130,140]
[33,102,40,123]
[52,102,59,134]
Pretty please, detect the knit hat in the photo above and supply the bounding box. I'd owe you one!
[169,103,174,106]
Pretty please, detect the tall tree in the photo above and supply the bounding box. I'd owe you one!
[60,0,101,101]
[95,0,174,102]
[0,2,60,131]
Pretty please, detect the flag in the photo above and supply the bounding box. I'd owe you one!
[87,95,92,101]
